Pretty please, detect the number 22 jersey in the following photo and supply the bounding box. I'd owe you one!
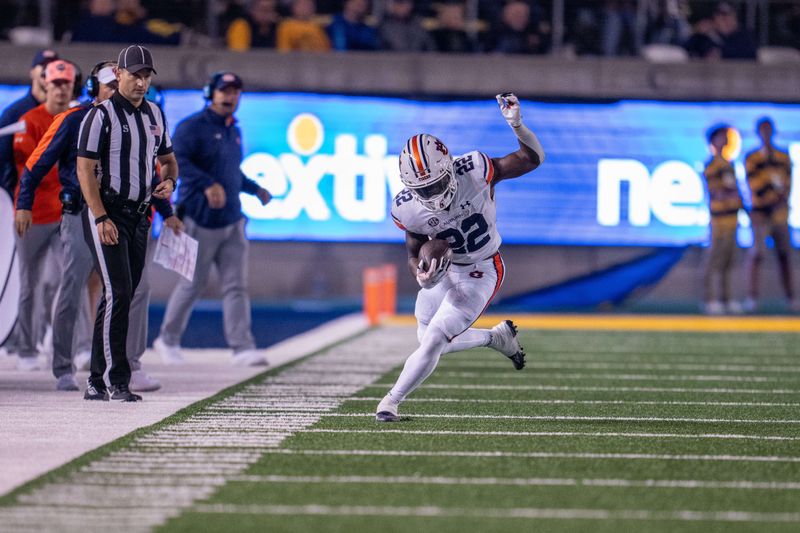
[391,150,501,265]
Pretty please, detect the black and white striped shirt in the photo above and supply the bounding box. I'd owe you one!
[77,91,173,203]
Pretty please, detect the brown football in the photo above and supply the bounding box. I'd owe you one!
[418,239,453,270]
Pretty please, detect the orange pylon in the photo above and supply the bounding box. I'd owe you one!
[363,264,398,325]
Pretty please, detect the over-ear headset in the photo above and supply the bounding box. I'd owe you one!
[86,60,115,99]
[145,84,165,109]
[71,62,83,100]
[202,71,243,101]
[202,72,225,101]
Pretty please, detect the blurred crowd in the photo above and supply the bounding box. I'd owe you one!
[2,0,800,58]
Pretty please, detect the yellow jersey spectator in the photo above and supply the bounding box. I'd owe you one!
[277,0,331,52]
[226,0,280,51]
[702,125,744,315]
[743,117,797,312]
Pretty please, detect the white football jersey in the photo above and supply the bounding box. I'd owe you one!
[391,150,501,265]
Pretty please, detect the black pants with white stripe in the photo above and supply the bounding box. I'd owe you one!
[82,204,150,389]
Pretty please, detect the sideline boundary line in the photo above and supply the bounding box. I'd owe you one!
[0,314,371,501]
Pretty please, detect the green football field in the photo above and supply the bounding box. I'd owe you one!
[2,322,799,532]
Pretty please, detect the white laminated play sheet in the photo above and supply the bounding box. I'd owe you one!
[153,228,198,282]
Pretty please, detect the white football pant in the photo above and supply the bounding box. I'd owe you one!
[388,253,505,404]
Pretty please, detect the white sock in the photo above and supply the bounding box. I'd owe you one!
[418,322,491,355]
[442,328,491,355]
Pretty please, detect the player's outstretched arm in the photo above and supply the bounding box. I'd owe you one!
[492,93,545,184]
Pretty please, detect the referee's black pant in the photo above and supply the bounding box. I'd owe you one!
[82,203,150,389]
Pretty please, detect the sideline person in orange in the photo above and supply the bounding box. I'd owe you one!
[12,60,76,371]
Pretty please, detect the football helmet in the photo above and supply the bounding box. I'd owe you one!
[399,134,457,211]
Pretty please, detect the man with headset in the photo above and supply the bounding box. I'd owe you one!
[154,72,271,367]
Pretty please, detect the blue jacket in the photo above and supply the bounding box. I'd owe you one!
[0,91,39,194]
[16,103,172,218]
[328,14,378,51]
[173,107,260,229]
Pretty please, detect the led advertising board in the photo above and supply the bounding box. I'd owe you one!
[2,87,797,246]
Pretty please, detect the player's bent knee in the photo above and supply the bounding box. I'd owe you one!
[416,321,428,343]
[420,324,449,353]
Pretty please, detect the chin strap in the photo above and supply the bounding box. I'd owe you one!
[511,122,546,165]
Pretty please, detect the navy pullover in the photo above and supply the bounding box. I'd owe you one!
[0,91,39,193]
[173,107,260,228]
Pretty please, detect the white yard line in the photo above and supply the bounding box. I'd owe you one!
[303,428,800,441]
[228,474,800,491]
[515,346,797,356]
[367,383,800,395]
[191,503,800,523]
[443,361,800,372]
[264,449,800,463]
[437,372,781,382]
[346,397,800,407]
[458,354,800,364]
[320,413,800,424]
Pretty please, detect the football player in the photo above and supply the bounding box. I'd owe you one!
[376,92,545,422]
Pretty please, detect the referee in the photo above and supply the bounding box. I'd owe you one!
[76,45,178,402]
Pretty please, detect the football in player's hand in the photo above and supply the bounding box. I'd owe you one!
[419,239,453,271]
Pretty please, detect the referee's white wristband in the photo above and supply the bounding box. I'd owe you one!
[512,122,545,164]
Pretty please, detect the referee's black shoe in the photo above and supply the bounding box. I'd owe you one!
[106,384,143,402]
[84,379,108,401]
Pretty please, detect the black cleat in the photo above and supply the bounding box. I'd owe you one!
[106,384,142,402]
[84,380,108,401]
[376,411,401,422]
[508,349,526,371]
[490,320,526,370]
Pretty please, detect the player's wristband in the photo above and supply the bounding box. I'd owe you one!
[512,122,546,164]
[95,214,109,225]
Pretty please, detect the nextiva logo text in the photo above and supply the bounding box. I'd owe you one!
[240,113,404,222]
[597,141,800,230]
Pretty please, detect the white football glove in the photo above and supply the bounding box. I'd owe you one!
[496,92,522,128]
[416,256,451,289]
